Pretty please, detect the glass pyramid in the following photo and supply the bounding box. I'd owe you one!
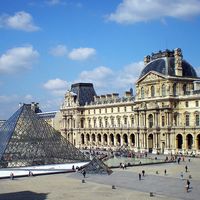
[0,104,89,168]
[83,157,113,175]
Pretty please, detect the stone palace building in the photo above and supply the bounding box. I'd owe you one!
[47,48,200,155]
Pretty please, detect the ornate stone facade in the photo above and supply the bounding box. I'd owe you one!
[59,49,200,155]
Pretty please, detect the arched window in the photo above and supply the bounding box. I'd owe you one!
[151,86,155,97]
[162,84,166,97]
[141,87,144,99]
[148,114,153,128]
[186,134,193,149]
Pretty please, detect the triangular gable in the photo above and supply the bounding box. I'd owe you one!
[136,71,166,84]
[0,104,89,168]
[83,157,113,175]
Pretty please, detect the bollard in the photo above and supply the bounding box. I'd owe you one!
[150,192,154,197]
[112,185,116,189]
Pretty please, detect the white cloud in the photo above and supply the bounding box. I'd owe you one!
[46,0,66,5]
[77,66,113,88]
[47,0,60,5]
[116,61,144,86]
[76,61,144,94]
[68,47,96,61]
[0,94,39,119]
[43,78,68,96]
[0,11,40,31]
[24,94,33,101]
[40,98,62,111]
[49,45,68,56]
[0,46,39,74]
[108,0,200,24]
[0,95,18,103]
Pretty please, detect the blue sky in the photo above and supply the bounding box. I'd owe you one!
[1,0,200,119]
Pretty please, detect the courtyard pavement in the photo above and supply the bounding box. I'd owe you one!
[0,156,199,200]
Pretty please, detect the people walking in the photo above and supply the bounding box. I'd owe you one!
[180,172,183,179]
[164,169,167,175]
[139,173,141,180]
[185,179,190,192]
[187,179,190,188]
[142,170,145,176]
[82,169,86,178]
[185,165,188,172]
[10,172,14,180]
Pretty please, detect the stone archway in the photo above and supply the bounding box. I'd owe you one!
[176,134,183,149]
[86,133,90,143]
[110,134,114,145]
[81,133,85,145]
[92,133,96,145]
[97,134,101,144]
[103,134,108,145]
[197,134,200,150]
[186,134,193,150]
[123,134,128,145]
[148,134,153,153]
[130,134,135,146]
[116,134,121,146]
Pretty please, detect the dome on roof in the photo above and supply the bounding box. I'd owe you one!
[139,49,198,79]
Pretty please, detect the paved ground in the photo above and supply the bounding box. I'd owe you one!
[0,156,199,200]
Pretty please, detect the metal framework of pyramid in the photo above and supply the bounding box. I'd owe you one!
[83,157,113,175]
[0,104,89,168]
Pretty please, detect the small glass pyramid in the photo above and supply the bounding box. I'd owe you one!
[0,104,89,168]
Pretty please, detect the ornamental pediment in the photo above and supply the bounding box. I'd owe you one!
[137,71,165,84]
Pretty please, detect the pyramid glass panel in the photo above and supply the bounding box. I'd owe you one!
[0,104,89,168]
[83,157,113,175]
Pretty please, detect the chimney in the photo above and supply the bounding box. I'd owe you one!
[174,48,183,76]
[94,96,100,102]
[144,55,151,66]
[106,94,112,99]
[112,93,119,99]
[124,91,131,97]
[100,95,106,100]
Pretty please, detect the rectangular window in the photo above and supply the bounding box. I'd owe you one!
[124,107,126,112]
[99,119,102,127]
[111,118,114,127]
[185,101,188,107]
[88,119,91,128]
[94,119,96,127]
[105,119,108,127]
[186,115,190,126]
[111,107,113,113]
[117,118,120,127]
[99,109,101,114]
[124,118,127,125]
[118,107,120,112]
[196,115,199,126]
[162,116,165,127]
[196,101,199,107]
[131,117,134,127]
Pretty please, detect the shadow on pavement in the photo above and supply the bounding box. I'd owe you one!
[0,191,48,200]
